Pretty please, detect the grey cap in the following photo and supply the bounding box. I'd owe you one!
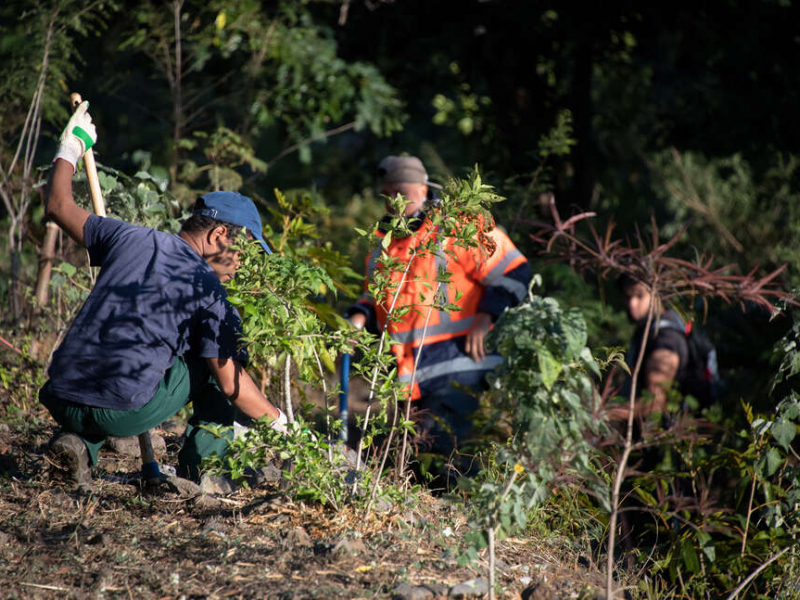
[377,155,441,188]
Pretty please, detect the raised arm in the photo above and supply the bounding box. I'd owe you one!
[605,349,680,422]
[46,159,91,247]
[45,100,97,247]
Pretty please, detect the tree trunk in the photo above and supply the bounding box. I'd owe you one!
[34,222,60,308]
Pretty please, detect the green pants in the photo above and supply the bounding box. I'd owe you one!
[39,357,235,480]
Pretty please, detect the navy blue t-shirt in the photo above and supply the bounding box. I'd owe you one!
[47,215,246,410]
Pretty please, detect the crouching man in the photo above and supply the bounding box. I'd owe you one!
[40,102,286,486]
[608,274,690,421]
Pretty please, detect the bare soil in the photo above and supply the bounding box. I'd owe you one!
[0,409,611,600]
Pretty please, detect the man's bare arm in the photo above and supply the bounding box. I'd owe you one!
[206,357,282,421]
[643,348,680,414]
[45,159,91,247]
[605,348,680,422]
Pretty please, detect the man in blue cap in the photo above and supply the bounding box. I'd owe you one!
[39,102,285,486]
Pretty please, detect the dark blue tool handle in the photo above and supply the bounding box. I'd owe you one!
[339,353,351,442]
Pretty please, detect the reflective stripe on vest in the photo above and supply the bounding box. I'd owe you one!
[398,354,503,384]
[365,246,382,280]
[391,314,475,344]
[390,238,452,344]
[480,248,527,300]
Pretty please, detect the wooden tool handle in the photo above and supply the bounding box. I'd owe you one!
[69,93,106,217]
[138,432,160,484]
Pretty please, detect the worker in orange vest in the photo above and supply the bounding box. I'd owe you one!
[347,155,530,461]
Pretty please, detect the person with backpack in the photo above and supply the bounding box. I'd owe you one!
[608,273,719,421]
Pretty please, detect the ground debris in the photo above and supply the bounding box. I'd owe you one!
[284,526,313,548]
[0,412,609,600]
[331,536,368,559]
[521,579,558,600]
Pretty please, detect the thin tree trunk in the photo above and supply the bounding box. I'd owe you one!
[397,294,438,482]
[4,10,56,319]
[488,526,496,600]
[169,0,184,186]
[34,222,60,308]
[606,297,657,599]
[283,353,294,422]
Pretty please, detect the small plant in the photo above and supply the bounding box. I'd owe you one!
[457,278,612,598]
[206,417,367,510]
[0,345,46,417]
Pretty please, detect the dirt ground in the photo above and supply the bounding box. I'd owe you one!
[0,408,614,600]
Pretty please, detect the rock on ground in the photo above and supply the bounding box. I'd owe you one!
[200,473,236,495]
[449,577,489,598]
[521,580,558,600]
[246,464,282,486]
[165,476,201,497]
[393,582,434,600]
[284,527,313,548]
[106,434,167,458]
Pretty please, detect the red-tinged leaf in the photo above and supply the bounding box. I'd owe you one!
[561,212,597,229]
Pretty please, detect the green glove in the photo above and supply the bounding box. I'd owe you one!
[53,100,96,172]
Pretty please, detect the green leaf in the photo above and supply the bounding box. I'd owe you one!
[771,419,796,451]
[766,447,784,477]
[98,172,117,192]
[537,346,562,391]
[781,400,800,420]
[580,347,601,377]
[697,531,716,562]
[682,538,700,574]
[319,347,336,373]
[60,262,77,278]
[562,307,588,358]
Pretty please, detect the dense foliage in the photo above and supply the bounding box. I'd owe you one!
[2,2,800,598]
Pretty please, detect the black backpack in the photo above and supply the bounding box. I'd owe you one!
[656,314,721,408]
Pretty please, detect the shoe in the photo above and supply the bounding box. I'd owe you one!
[48,432,92,486]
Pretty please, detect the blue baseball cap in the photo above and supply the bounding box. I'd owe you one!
[197,191,271,254]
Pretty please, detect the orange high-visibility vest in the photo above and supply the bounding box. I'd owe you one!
[355,217,528,400]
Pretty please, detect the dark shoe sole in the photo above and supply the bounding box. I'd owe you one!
[48,433,92,486]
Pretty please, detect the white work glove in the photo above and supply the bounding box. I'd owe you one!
[54,101,96,172]
[233,420,251,441]
[233,409,288,439]
[270,409,289,434]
